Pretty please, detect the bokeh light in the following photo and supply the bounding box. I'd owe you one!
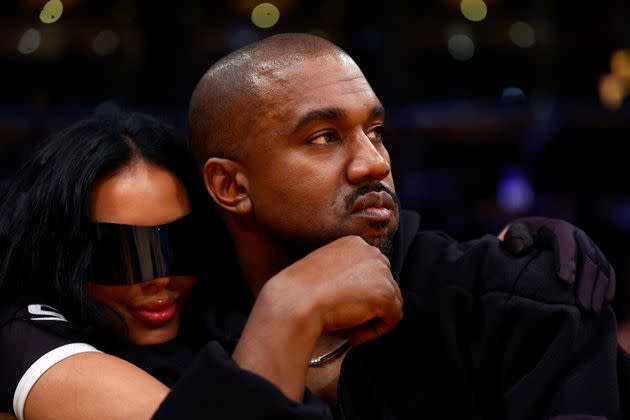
[92,30,120,56]
[599,73,626,111]
[251,3,280,28]
[39,0,63,24]
[509,22,536,48]
[231,0,294,15]
[497,167,534,214]
[611,49,630,81]
[17,28,41,55]
[501,86,526,103]
[460,0,488,22]
[448,34,475,61]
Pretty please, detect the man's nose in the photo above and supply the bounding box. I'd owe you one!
[346,133,391,184]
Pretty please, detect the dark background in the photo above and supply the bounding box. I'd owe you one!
[2,0,630,320]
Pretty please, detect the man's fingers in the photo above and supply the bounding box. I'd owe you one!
[346,321,381,346]
[346,286,403,346]
[346,317,398,346]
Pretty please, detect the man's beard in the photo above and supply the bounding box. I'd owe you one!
[265,182,399,261]
[364,234,394,259]
[344,182,399,259]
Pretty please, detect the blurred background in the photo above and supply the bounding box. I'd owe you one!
[1,0,630,321]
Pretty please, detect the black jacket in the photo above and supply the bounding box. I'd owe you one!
[154,209,627,419]
[336,210,626,419]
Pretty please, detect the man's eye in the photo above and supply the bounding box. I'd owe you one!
[367,126,384,143]
[309,132,338,145]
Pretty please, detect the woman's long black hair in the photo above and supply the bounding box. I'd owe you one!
[0,109,206,347]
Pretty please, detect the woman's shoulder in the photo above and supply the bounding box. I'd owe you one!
[0,299,86,342]
[0,298,101,418]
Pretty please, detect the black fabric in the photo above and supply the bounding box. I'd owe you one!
[0,300,89,414]
[183,209,627,420]
[114,337,199,387]
[3,210,626,419]
[334,210,627,420]
[153,341,332,419]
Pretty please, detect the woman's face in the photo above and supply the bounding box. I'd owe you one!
[86,160,196,345]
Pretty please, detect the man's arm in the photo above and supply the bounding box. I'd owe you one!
[336,230,623,419]
[414,232,621,418]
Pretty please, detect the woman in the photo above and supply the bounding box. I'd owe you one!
[0,110,340,419]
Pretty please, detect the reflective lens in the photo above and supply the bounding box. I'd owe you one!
[87,214,197,285]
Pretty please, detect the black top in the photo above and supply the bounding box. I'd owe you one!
[0,301,100,418]
[335,210,627,419]
[186,210,628,420]
[0,299,332,419]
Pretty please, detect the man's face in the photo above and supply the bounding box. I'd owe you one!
[240,53,399,255]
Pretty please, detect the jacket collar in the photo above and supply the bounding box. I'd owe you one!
[390,209,420,283]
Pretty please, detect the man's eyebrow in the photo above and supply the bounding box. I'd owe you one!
[292,104,386,134]
[292,107,346,133]
[369,104,385,121]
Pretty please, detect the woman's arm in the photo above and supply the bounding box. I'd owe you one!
[14,237,403,419]
[24,352,168,420]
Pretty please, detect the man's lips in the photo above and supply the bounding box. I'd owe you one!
[350,191,396,220]
[130,297,178,326]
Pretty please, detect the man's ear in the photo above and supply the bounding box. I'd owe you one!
[203,158,252,215]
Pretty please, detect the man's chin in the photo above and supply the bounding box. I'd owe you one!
[364,235,394,259]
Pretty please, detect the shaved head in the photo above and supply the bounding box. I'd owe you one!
[188,33,349,167]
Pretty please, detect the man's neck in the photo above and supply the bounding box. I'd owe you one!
[227,225,297,297]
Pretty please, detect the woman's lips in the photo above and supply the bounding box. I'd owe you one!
[130,297,178,326]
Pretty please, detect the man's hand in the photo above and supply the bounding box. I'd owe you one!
[232,236,402,401]
[501,217,615,313]
[261,235,403,346]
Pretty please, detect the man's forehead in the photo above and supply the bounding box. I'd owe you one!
[255,54,379,119]
[250,52,360,91]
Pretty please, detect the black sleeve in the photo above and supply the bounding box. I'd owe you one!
[0,302,100,417]
[408,232,623,418]
[337,232,624,420]
[153,341,333,419]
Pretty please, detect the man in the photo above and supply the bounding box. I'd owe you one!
[180,33,623,419]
